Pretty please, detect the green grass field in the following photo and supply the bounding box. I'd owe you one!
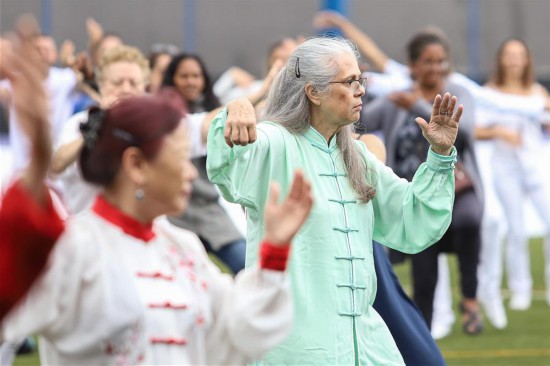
[13,240,550,366]
[393,238,550,366]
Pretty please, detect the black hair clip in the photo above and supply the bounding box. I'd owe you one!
[112,128,138,144]
[80,108,106,149]
[295,57,301,78]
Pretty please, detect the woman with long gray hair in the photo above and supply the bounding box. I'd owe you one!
[207,37,462,365]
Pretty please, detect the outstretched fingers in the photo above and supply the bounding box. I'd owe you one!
[415,117,429,134]
[287,170,306,202]
[431,94,442,117]
[438,92,451,116]
[15,14,40,41]
[286,170,313,219]
[267,181,281,207]
[446,95,457,116]
[453,104,464,124]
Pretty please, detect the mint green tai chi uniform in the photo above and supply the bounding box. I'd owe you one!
[207,109,456,365]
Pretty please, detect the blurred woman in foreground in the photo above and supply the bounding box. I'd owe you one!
[2,92,313,364]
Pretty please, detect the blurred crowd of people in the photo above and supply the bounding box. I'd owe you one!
[1,9,549,366]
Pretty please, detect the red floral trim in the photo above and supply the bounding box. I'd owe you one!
[135,271,174,281]
[150,337,187,345]
[148,301,188,310]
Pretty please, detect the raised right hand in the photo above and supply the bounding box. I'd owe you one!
[2,15,51,201]
[86,18,104,45]
[263,171,313,246]
[313,11,348,30]
[224,97,257,147]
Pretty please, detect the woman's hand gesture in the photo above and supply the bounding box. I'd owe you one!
[415,92,463,155]
[1,15,51,202]
[224,97,257,147]
[263,171,313,246]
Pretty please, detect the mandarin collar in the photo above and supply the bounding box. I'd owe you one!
[92,196,156,242]
[303,125,338,152]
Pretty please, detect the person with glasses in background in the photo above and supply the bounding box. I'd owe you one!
[207,37,462,365]
[362,31,484,337]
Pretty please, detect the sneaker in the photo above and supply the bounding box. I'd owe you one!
[479,297,507,329]
[431,321,453,340]
[509,294,531,311]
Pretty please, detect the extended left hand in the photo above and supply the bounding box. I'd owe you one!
[415,92,462,155]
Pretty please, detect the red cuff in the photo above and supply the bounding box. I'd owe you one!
[259,241,290,271]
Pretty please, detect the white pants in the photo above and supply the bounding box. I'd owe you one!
[476,143,507,301]
[432,255,455,329]
[492,147,550,298]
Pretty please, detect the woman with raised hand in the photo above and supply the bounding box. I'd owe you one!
[2,93,313,365]
[0,16,64,321]
[50,45,150,215]
[362,31,484,336]
[207,37,461,365]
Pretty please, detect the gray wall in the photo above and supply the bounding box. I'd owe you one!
[1,0,549,81]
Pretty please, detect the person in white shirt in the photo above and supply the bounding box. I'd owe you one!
[1,35,77,180]
[1,93,313,365]
[312,11,549,332]
[50,45,151,214]
[475,38,550,313]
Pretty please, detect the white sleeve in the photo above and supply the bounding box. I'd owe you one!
[449,72,483,98]
[64,68,78,90]
[0,80,11,90]
[203,261,292,365]
[383,59,410,77]
[213,68,238,99]
[474,87,546,127]
[2,219,144,355]
[1,224,88,343]
[53,111,88,150]
[186,113,208,158]
[364,71,412,98]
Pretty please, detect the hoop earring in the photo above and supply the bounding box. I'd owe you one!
[135,188,145,201]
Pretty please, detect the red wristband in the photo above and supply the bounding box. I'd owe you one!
[259,241,291,271]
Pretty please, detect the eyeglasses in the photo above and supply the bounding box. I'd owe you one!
[329,77,367,94]
[418,59,450,70]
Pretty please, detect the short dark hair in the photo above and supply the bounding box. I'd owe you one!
[406,32,450,63]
